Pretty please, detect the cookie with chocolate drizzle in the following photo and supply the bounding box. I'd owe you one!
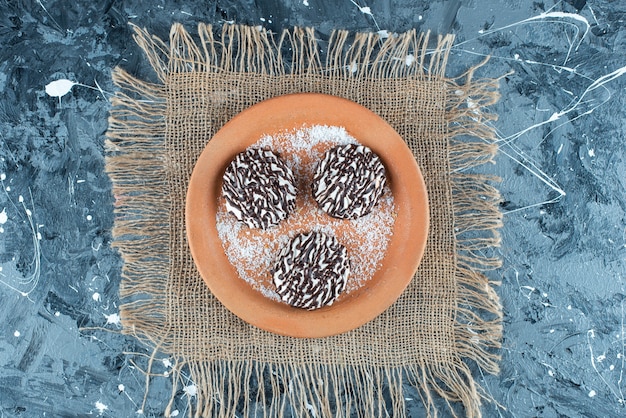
[222,148,297,229]
[312,144,387,219]
[273,231,350,310]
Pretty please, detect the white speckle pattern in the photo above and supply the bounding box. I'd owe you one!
[45,79,76,98]
[95,401,108,415]
[105,313,121,325]
[183,384,197,397]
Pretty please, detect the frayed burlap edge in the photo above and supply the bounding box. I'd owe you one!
[105,23,502,418]
[448,60,504,412]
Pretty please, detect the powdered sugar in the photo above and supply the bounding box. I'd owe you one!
[216,124,396,303]
[257,125,358,183]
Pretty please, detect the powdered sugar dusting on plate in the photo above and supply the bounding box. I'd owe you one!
[216,124,396,303]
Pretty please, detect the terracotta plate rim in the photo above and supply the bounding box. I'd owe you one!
[186,93,429,338]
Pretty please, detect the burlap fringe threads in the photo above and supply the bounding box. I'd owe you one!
[106,23,503,418]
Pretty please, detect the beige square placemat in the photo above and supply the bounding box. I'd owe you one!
[106,23,503,418]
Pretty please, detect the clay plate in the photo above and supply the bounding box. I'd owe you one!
[186,93,429,338]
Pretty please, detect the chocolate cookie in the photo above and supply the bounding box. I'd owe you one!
[273,231,350,310]
[222,148,297,229]
[312,144,387,219]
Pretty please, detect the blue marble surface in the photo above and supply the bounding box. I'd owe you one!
[0,0,625,416]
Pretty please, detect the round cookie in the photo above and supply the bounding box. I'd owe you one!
[312,143,387,219]
[222,148,297,229]
[273,231,350,310]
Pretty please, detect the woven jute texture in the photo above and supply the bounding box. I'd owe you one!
[106,23,503,418]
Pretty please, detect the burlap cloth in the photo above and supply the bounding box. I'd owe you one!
[106,24,503,417]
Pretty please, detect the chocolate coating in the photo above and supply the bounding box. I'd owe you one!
[273,231,350,310]
[312,144,387,219]
[222,148,297,229]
